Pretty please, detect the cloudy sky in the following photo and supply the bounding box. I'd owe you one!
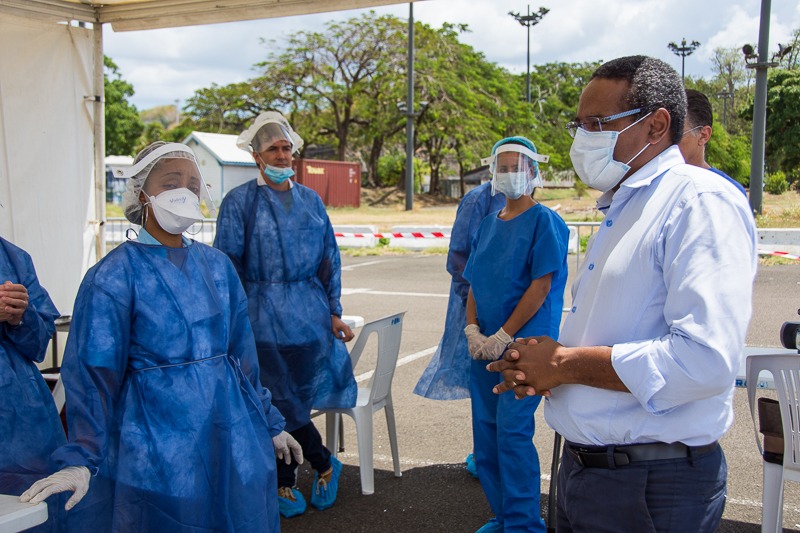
[104,0,800,111]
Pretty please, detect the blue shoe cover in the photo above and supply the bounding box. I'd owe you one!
[278,487,306,518]
[476,518,504,533]
[311,456,342,510]
[465,453,478,478]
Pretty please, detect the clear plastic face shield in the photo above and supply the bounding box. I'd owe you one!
[120,143,215,225]
[251,123,296,155]
[481,144,549,198]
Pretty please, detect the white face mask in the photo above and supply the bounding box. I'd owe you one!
[145,188,203,235]
[493,171,530,199]
[568,112,652,192]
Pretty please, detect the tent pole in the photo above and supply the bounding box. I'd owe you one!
[93,22,106,260]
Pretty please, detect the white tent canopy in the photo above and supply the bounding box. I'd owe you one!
[0,0,422,314]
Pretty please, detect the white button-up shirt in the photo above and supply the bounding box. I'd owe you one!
[546,146,757,446]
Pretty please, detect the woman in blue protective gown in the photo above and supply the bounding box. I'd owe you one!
[21,142,299,532]
[214,112,356,517]
[464,137,568,533]
[413,181,505,401]
[0,237,64,532]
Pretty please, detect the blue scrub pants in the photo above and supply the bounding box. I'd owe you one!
[470,360,546,532]
[277,422,332,488]
[556,443,727,532]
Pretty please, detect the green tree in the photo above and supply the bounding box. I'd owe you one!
[183,80,280,134]
[104,56,144,156]
[763,68,800,184]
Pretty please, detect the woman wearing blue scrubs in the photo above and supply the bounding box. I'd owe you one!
[21,142,299,532]
[0,238,63,532]
[464,137,568,533]
[214,112,356,517]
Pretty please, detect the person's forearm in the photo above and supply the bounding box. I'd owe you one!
[466,289,478,326]
[557,345,629,392]
[502,275,551,337]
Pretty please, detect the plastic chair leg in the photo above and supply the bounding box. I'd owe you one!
[354,408,375,495]
[384,398,402,478]
[325,412,339,457]
[762,459,784,533]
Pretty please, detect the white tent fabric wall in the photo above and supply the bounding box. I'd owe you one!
[0,14,96,314]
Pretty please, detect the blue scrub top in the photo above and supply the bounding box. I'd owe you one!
[464,203,569,339]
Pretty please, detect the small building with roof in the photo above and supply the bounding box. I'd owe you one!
[183,131,257,204]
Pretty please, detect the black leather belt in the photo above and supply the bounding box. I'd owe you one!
[565,440,718,469]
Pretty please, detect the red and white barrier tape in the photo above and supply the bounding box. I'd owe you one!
[335,232,448,239]
[759,250,800,261]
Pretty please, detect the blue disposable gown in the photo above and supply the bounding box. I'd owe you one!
[51,240,285,532]
[0,238,64,532]
[413,182,505,400]
[214,180,357,431]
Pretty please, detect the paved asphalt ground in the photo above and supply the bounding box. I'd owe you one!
[280,254,800,533]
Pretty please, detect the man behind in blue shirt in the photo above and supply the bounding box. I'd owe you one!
[679,88,747,196]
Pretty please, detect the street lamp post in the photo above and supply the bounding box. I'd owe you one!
[743,0,776,215]
[667,37,701,82]
[714,91,732,130]
[509,5,549,104]
[405,2,414,211]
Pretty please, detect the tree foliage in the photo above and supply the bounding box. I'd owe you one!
[104,56,144,156]
[169,16,800,195]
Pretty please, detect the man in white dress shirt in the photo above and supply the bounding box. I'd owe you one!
[488,55,757,532]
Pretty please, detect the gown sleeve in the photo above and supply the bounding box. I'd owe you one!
[315,200,343,318]
[1,246,59,364]
[447,191,488,306]
[213,187,248,280]
[51,277,132,473]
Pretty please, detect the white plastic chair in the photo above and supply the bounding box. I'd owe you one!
[318,312,405,495]
[747,352,800,533]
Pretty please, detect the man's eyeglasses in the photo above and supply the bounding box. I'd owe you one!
[565,108,644,138]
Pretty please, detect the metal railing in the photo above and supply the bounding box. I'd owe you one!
[105,217,602,270]
[567,221,601,270]
[105,218,217,248]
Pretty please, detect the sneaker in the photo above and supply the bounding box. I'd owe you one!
[310,455,342,510]
[475,518,503,533]
[277,486,306,518]
[465,453,478,478]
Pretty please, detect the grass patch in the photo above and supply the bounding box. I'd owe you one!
[340,246,411,257]
[759,255,800,266]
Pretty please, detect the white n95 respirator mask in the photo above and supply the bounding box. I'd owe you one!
[146,188,203,235]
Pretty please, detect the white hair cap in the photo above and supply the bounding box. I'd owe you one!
[236,111,304,154]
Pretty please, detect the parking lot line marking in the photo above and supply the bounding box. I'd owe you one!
[342,259,394,271]
[343,289,448,298]
[355,345,438,383]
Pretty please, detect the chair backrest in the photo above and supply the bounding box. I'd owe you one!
[748,354,800,475]
[347,312,405,404]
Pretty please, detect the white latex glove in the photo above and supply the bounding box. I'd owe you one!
[20,466,91,511]
[273,431,304,465]
[464,324,489,360]
[477,327,514,361]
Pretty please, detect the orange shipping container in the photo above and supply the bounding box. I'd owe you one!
[292,158,361,208]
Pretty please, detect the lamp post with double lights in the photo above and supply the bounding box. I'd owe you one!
[715,91,733,130]
[667,38,701,83]
[508,5,549,104]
